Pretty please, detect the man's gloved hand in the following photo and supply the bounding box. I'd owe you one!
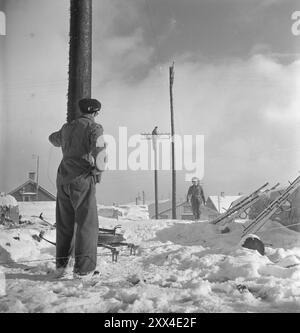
[90,166,102,184]
[95,173,102,183]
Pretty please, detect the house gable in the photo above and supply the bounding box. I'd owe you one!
[8,180,56,202]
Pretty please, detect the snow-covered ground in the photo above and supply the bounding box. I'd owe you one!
[0,202,300,313]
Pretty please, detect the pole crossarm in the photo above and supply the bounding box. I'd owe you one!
[140,133,171,140]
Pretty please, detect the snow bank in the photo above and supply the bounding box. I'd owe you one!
[97,204,149,221]
[0,266,5,297]
[0,227,55,267]
[98,204,149,221]
[18,201,56,223]
[0,194,18,207]
[119,205,149,221]
[19,201,150,222]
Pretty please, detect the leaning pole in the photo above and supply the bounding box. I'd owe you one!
[67,0,92,123]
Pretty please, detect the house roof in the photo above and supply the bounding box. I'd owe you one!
[227,184,295,209]
[208,195,242,213]
[8,179,56,200]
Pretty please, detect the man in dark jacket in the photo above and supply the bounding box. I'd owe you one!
[49,98,104,278]
[187,177,206,221]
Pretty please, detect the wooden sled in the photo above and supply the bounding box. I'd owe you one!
[35,215,139,263]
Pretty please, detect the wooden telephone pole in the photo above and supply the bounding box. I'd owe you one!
[67,0,92,122]
[66,0,92,257]
[32,154,39,201]
[36,155,39,201]
[169,62,176,219]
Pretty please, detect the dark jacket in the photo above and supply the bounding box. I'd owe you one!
[187,184,205,204]
[49,114,104,185]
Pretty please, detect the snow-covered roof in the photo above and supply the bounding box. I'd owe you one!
[8,179,56,200]
[208,195,242,213]
[0,193,18,207]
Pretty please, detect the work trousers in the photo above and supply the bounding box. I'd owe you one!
[191,198,201,220]
[56,176,99,274]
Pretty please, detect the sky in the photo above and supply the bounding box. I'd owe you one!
[0,0,300,205]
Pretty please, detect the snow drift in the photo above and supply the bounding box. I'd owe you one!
[0,202,299,313]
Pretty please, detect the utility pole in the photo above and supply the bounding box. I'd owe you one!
[66,0,92,259]
[142,191,145,205]
[36,155,39,201]
[136,192,141,205]
[32,154,39,201]
[67,0,92,122]
[141,128,170,219]
[153,131,158,219]
[169,62,176,219]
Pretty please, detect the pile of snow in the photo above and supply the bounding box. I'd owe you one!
[97,205,118,218]
[19,201,149,222]
[0,201,300,313]
[18,202,56,223]
[0,228,55,264]
[0,194,18,208]
[118,205,149,220]
[98,204,149,221]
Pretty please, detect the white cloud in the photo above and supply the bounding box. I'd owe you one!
[95,53,300,198]
[95,28,154,82]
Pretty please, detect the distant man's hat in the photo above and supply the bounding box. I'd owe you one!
[79,98,101,114]
[192,177,199,182]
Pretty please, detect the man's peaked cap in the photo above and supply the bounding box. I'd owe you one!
[79,98,101,114]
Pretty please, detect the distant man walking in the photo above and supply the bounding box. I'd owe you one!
[49,98,104,279]
[187,177,206,221]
